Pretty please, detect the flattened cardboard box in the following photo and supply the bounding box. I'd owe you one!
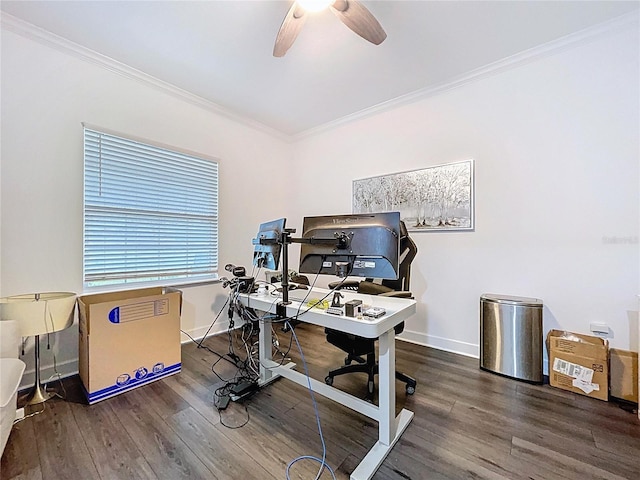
[78,287,182,404]
[548,329,608,401]
[610,348,638,403]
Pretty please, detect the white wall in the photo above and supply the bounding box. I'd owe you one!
[291,25,640,361]
[0,27,293,385]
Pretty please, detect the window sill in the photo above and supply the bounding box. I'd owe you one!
[82,276,222,296]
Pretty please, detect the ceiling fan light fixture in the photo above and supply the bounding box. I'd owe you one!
[273,0,385,57]
[297,0,333,13]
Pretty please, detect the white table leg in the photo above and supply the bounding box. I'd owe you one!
[258,317,276,385]
[349,328,414,480]
[377,328,395,445]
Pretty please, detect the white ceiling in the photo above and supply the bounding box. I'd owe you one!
[2,1,638,137]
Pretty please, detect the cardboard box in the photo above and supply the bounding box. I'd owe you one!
[610,348,638,403]
[547,329,608,401]
[78,287,182,404]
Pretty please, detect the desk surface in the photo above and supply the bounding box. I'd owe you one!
[241,286,416,338]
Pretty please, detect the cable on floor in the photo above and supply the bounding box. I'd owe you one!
[284,320,336,480]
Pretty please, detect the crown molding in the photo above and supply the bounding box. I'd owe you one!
[1,12,291,143]
[294,10,639,140]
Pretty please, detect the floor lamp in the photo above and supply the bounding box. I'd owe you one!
[0,292,76,405]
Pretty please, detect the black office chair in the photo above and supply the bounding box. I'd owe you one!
[324,221,418,401]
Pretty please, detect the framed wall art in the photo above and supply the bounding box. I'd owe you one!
[352,159,474,232]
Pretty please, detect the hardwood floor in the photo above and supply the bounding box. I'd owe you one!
[2,323,639,480]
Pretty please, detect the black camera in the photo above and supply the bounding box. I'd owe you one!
[225,264,247,277]
[222,264,254,293]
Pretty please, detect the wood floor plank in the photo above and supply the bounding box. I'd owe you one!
[0,413,43,480]
[376,426,513,480]
[165,407,278,480]
[245,392,357,470]
[107,389,215,480]
[510,436,632,480]
[211,406,338,479]
[69,398,157,480]
[247,388,356,474]
[30,399,100,480]
[592,427,640,458]
[439,375,599,446]
[161,370,221,426]
[178,348,231,388]
[407,408,568,480]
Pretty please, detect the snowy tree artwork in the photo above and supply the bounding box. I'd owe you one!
[352,160,474,231]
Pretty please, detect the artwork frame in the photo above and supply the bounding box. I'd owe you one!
[352,159,474,232]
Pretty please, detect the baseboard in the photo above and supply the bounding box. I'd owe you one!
[398,330,551,375]
[180,319,235,344]
[18,358,78,392]
[398,329,479,358]
[189,321,483,359]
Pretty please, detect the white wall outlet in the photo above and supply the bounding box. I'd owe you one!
[590,322,609,335]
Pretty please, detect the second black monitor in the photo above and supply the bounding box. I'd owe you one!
[298,212,401,280]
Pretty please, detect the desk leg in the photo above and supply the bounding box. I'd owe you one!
[258,317,276,385]
[378,328,395,445]
[350,328,414,480]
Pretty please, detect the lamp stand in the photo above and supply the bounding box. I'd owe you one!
[21,334,55,405]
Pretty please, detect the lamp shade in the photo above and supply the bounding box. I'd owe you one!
[0,292,76,337]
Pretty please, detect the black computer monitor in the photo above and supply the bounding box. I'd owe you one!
[252,218,286,270]
[298,212,401,280]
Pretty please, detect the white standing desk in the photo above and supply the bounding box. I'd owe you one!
[238,287,416,480]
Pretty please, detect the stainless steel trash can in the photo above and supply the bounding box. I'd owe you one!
[480,294,543,383]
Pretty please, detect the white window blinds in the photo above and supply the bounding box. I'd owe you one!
[83,127,218,287]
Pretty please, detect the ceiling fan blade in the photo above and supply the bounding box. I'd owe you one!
[330,0,386,45]
[273,2,307,57]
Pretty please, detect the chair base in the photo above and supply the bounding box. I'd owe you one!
[325,352,417,401]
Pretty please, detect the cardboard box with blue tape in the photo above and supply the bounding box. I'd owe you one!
[78,287,182,404]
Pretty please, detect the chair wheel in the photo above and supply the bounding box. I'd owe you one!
[325,376,334,386]
[406,385,415,395]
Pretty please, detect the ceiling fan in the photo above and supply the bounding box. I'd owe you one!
[273,0,387,57]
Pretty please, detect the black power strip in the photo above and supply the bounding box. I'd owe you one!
[229,380,259,401]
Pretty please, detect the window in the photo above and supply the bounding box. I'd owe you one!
[83,126,218,288]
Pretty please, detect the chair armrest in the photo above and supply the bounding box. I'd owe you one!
[378,291,413,298]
